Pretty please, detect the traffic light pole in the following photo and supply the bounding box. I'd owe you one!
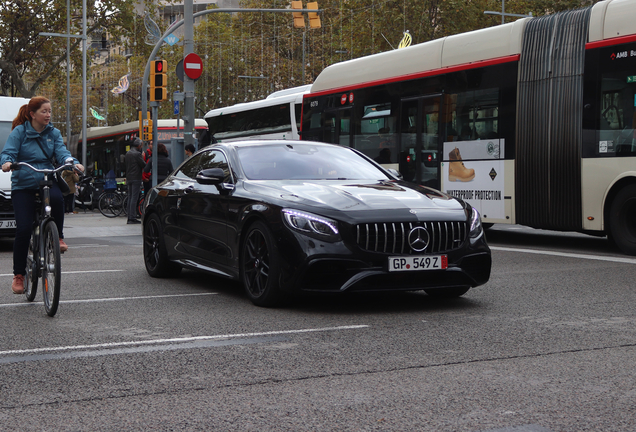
[140,7,320,186]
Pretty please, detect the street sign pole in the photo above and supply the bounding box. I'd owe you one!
[183,0,195,155]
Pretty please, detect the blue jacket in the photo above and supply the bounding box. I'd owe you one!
[0,122,78,191]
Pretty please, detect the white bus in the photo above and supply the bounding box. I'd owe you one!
[0,96,30,236]
[301,0,636,255]
[203,84,311,142]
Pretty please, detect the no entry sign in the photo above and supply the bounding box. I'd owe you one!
[183,53,203,80]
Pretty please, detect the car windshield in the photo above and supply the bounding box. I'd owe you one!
[237,143,390,181]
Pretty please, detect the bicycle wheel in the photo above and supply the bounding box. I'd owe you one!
[42,221,61,317]
[121,194,129,216]
[24,234,38,302]
[98,192,123,217]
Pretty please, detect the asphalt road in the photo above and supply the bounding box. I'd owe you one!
[0,212,634,431]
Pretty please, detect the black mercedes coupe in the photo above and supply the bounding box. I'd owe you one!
[142,140,491,306]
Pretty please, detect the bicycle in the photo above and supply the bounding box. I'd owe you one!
[12,158,75,317]
[98,188,125,218]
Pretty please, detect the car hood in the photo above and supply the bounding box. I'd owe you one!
[242,180,466,219]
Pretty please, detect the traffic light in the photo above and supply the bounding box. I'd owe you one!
[150,60,168,102]
[291,1,305,28]
[138,111,152,141]
[307,2,321,29]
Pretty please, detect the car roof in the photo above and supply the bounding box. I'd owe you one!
[209,140,342,150]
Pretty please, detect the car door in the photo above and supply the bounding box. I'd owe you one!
[162,154,203,258]
[177,149,231,270]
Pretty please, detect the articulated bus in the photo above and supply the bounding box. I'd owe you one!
[203,84,311,142]
[69,119,208,180]
[301,0,636,255]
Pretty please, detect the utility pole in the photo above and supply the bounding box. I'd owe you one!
[183,0,195,151]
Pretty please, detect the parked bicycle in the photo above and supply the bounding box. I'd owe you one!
[98,188,125,218]
[12,158,75,317]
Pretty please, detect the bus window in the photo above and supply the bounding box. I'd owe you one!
[322,108,351,146]
[294,103,302,134]
[453,88,499,142]
[356,103,397,162]
[599,77,635,155]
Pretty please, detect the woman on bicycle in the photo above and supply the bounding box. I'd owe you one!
[0,96,84,294]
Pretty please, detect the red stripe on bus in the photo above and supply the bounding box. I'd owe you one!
[306,55,520,98]
[586,34,636,50]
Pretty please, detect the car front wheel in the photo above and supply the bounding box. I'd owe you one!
[241,221,284,307]
[143,213,181,278]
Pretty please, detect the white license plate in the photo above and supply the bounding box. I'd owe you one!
[388,255,447,272]
[0,220,16,229]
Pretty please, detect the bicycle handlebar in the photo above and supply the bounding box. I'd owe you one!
[10,160,76,174]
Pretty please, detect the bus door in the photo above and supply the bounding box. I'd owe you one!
[323,107,351,146]
[399,95,443,189]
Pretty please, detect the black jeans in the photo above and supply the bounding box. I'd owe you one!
[12,183,65,276]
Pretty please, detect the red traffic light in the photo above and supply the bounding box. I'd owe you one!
[152,60,166,73]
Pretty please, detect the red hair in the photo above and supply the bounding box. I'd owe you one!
[12,96,51,130]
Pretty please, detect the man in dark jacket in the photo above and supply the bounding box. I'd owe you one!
[124,138,145,224]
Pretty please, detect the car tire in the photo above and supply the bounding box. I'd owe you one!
[424,287,470,298]
[143,213,182,278]
[608,184,636,255]
[241,221,284,307]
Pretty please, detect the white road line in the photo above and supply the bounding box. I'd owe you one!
[0,292,216,308]
[0,325,369,356]
[1,270,124,277]
[490,246,636,264]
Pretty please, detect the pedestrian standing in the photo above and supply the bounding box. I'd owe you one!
[124,138,145,224]
[143,143,174,184]
[185,143,195,158]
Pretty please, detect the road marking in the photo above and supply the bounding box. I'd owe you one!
[0,325,369,356]
[0,292,216,308]
[490,246,636,264]
[1,270,125,277]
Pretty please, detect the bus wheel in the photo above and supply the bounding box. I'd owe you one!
[609,184,636,255]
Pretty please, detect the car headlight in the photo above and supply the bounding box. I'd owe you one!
[282,209,341,242]
[469,207,484,243]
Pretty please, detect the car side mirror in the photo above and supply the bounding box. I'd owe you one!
[196,168,225,185]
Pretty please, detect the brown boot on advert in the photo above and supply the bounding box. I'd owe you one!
[448,147,475,182]
[12,274,24,294]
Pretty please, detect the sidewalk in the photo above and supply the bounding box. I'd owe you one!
[62,210,143,239]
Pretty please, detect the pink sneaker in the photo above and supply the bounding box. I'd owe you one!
[59,239,68,253]
[12,274,24,294]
